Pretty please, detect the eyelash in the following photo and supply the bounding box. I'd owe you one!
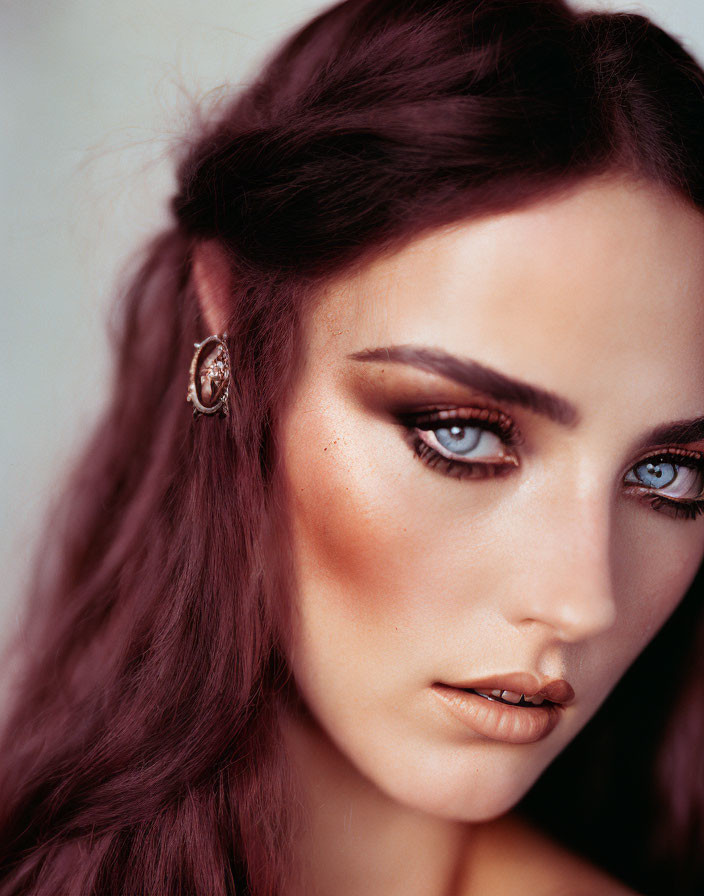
[399,407,704,522]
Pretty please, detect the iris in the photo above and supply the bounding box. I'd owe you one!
[636,460,677,489]
[435,425,482,455]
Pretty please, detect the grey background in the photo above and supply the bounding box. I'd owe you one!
[2,0,703,646]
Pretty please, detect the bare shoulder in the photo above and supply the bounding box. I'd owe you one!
[459,812,642,896]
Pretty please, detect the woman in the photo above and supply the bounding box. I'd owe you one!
[1,0,704,893]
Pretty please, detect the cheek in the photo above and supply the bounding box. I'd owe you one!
[284,417,431,640]
[617,526,704,649]
[584,519,704,712]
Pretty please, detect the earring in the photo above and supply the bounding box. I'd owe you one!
[186,333,231,418]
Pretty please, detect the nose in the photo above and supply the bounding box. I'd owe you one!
[507,483,619,643]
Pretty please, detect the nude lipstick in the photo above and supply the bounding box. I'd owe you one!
[431,673,574,745]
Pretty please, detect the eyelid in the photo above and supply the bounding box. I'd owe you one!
[402,405,525,448]
[629,445,704,467]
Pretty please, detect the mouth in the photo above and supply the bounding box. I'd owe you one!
[431,675,574,745]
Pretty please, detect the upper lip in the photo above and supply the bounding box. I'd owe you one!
[440,672,576,705]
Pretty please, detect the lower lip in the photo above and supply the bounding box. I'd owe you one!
[431,684,563,744]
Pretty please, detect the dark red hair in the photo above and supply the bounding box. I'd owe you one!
[1,1,703,893]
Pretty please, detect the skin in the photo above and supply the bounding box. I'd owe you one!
[196,172,704,894]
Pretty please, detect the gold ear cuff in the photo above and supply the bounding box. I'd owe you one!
[186,333,231,418]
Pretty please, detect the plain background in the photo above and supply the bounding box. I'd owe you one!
[2,0,704,644]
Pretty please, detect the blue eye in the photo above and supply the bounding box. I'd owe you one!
[398,406,521,480]
[415,411,520,466]
[625,453,704,501]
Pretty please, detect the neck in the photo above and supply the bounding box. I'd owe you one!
[282,705,473,896]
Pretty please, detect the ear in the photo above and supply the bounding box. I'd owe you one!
[191,239,234,335]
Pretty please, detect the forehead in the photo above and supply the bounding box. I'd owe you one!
[309,174,704,420]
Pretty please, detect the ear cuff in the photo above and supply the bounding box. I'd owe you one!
[186,333,231,418]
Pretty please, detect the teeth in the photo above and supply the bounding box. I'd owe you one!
[471,688,547,707]
[500,690,522,704]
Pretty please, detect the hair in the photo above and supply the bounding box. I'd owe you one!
[1,0,704,893]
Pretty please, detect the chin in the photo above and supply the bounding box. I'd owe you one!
[355,737,556,822]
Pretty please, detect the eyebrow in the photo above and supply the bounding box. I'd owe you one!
[348,344,579,425]
[347,344,704,451]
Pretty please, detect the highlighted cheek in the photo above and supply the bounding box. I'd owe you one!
[281,405,461,634]
[280,412,481,635]
[288,451,416,611]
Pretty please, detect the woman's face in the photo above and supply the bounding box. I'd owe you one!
[278,174,704,820]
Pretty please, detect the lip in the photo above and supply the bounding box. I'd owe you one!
[432,678,571,745]
[447,673,576,706]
